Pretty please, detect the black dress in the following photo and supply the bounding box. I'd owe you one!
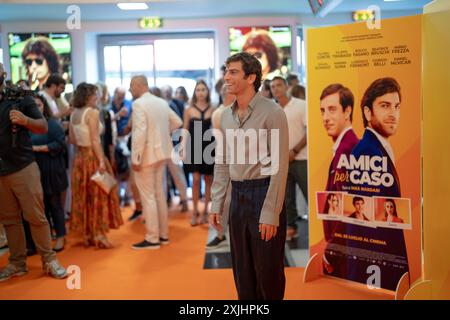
[184,105,215,175]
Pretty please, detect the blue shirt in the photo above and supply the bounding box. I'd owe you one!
[111,99,132,136]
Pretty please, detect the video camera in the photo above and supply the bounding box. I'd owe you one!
[3,85,37,103]
[2,85,38,148]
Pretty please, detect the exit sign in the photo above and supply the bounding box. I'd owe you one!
[139,17,163,29]
[353,10,375,22]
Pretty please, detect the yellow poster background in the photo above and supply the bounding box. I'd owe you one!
[307,15,422,286]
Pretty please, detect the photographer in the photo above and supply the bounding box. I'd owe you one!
[0,62,67,282]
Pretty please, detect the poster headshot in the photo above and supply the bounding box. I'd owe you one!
[342,194,375,227]
[347,77,402,197]
[374,197,412,230]
[8,33,72,92]
[316,191,344,220]
[229,26,292,80]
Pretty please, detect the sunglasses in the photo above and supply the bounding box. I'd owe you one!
[25,58,44,66]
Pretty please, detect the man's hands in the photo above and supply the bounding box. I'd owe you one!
[289,150,297,162]
[209,213,279,242]
[116,107,129,119]
[9,110,28,126]
[209,213,223,233]
[259,223,278,242]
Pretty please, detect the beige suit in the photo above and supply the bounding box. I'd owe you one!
[131,92,182,243]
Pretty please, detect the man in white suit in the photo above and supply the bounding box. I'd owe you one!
[129,75,183,250]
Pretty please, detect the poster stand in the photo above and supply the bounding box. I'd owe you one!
[403,280,432,300]
[302,253,321,283]
[394,272,410,300]
[303,255,411,300]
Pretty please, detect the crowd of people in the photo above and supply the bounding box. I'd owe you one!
[0,56,308,300]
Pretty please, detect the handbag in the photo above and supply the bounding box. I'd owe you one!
[90,170,117,194]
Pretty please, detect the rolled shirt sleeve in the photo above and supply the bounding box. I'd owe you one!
[210,116,230,215]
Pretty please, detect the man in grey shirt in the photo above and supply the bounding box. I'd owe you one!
[210,52,289,300]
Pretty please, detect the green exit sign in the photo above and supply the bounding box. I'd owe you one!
[139,17,163,29]
[353,10,375,22]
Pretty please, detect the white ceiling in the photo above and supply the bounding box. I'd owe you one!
[0,0,434,21]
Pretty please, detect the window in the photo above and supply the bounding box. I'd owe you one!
[297,28,306,84]
[99,33,214,99]
[154,38,214,96]
[103,44,155,94]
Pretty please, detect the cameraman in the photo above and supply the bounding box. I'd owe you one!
[0,62,67,282]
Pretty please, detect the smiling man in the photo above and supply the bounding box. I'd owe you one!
[210,52,289,300]
[351,77,402,196]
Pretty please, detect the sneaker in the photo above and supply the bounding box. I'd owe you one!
[53,237,65,252]
[43,260,68,279]
[159,237,170,245]
[206,236,227,250]
[128,210,142,222]
[132,240,160,250]
[0,264,28,282]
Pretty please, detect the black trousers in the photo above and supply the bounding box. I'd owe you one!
[23,192,66,250]
[229,178,286,300]
[43,192,66,238]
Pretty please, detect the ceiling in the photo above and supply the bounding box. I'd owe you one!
[0,0,434,21]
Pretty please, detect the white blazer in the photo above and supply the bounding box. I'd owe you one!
[131,92,183,167]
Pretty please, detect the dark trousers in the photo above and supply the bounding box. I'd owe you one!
[23,192,66,251]
[285,160,308,228]
[229,178,286,300]
[44,192,66,238]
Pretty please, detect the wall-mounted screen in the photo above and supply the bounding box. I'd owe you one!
[229,26,292,80]
[8,32,72,92]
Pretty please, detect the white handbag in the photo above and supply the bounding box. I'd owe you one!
[90,171,117,194]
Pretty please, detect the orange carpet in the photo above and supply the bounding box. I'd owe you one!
[0,207,394,300]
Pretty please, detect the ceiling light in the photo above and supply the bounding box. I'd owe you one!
[117,3,149,10]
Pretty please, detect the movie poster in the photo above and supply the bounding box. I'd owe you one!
[229,26,292,80]
[307,15,422,291]
[8,33,72,92]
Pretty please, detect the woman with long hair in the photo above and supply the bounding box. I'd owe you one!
[30,94,68,252]
[382,199,403,223]
[175,86,189,107]
[322,193,340,215]
[183,80,215,226]
[69,83,123,248]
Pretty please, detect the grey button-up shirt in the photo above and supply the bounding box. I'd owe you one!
[210,92,289,226]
